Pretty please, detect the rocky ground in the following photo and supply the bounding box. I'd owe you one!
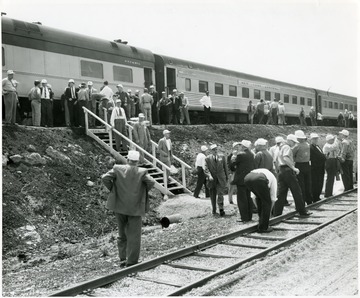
[1,123,357,296]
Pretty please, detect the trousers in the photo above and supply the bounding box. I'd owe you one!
[4,92,18,124]
[31,100,41,126]
[143,107,152,126]
[209,180,224,213]
[236,185,252,221]
[113,118,128,151]
[341,160,354,191]
[295,162,313,204]
[180,106,191,124]
[204,106,211,124]
[41,98,53,127]
[273,166,306,216]
[324,158,338,197]
[193,167,210,198]
[244,172,272,231]
[115,213,142,266]
[311,166,325,202]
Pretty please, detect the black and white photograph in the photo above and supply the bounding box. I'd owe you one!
[1,0,358,296]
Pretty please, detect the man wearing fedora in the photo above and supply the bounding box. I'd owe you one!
[309,133,326,202]
[293,130,313,205]
[338,129,354,191]
[102,150,155,267]
[230,140,255,222]
[204,144,228,216]
[273,134,311,217]
[193,145,210,199]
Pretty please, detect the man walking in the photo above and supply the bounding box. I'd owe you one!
[309,133,326,202]
[193,145,210,199]
[158,129,173,180]
[2,70,19,124]
[273,134,311,217]
[244,168,277,233]
[230,140,254,222]
[200,91,212,124]
[205,144,228,216]
[110,99,128,152]
[102,150,155,267]
[133,113,151,164]
[338,129,354,191]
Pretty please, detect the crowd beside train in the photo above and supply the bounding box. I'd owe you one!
[2,70,356,127]
[192,129,355,233]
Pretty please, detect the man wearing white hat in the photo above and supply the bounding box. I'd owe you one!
[110,99,128,152]
[2,70,19,124]
[64,79,80,127]
[205,144,228,216]
[102,150,155,267]
[140,88,153,126]
[338,130,354,191]
[39,79,54,127]
[199,91,212,124]
[149,85,159,124]
[323,134,341,197]
[158,130,173,180]
[254,138,274,174]
[133,113,151,164]
[193,145,210,199]
[309,133,326,202]
[292,130,313,205]
[273,134,310,217]
[229,140,255,222]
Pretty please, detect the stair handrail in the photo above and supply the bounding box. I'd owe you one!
[83,107,172,192]
[126,122,192,190]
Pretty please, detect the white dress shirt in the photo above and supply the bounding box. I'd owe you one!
[110,107,127,127]
[200,95,212,108]
[250,168,278,202]
[195,152,206,170]
[100,85,114,100]
[166,139,171,151]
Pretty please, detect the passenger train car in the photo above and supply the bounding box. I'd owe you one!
[2,16,357,125]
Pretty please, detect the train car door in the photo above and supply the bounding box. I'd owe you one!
[317,95,322,113]
[144,68,153,89]
[166,67,176,93]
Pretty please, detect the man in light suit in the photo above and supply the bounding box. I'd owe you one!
[102,150,155,267]
[204,144,228,216]
[158,129,173,180]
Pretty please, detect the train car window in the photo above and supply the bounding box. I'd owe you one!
[229,85,237,97]
[113,66,133,83]
[242,87,249,98]
[307,98,312,106]
[324,101,327,108]
[275,93,280,101]
[329,101,333,109]
[334,102,338,109]
[254,89,260,99]
[284,94,289,103]
[292,96,297,104]
[2,47,4,66]
[349,105,353,111]
[265,91,271,101]
[300,97,305,105]
[215,83,224,95]
[344,104,348,110]
[185,78,191,91]
[199,81,208,93]
[340,103,344,110]
[81,60,104,79]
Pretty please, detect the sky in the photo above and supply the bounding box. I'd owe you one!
[1,0,358,97]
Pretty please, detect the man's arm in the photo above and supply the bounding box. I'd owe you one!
[102,168,116,191]
[142,172,155,190]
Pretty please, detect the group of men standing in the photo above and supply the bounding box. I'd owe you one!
[193,129,354,233]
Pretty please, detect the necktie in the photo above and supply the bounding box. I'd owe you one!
[71,87,74,98]
[44,88,47,99]
[89,89,92,100]
[214,155,217,162]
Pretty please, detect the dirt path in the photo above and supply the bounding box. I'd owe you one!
[188,211,358,296]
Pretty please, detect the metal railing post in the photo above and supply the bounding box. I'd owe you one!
[108,127,113,149]
[84,108,89,135]
[152,143,156,167]
[181,164,186,188]
[163,165,168,193]
[103,107,108,130]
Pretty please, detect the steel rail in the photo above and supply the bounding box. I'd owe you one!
[198,207,358,297]
[50,188,357,296]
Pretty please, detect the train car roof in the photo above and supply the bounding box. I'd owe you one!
[316,88,356,100]
[1,16,155,66]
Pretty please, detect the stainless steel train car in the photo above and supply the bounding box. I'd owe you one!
[2,16,357,125]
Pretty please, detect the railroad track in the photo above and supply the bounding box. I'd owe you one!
[51,188,357,296]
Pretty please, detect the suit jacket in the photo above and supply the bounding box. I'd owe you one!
[230,149,255,186]
[64,87,79,102]
[158,137,172,165]
[205,154,228,190]
[102,164,155,216]
[310,144,326,169]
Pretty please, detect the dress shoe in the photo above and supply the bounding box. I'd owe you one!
[220,210,225,217]
[119,259,126,268]
[258,226,273,233]
[229,201,234,204]
[284,201,291,206]
[299,211,312,217]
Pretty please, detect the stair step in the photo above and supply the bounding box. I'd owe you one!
[167,186,185,191]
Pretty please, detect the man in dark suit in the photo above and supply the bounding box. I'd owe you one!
[230,140,255,222]
[102,150,155,267]
[149,85,159,124]
[64,79,79,127]
[204,144,228,216]
[309,133,326,202]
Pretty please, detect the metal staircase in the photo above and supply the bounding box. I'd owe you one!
[83,107,192,196]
